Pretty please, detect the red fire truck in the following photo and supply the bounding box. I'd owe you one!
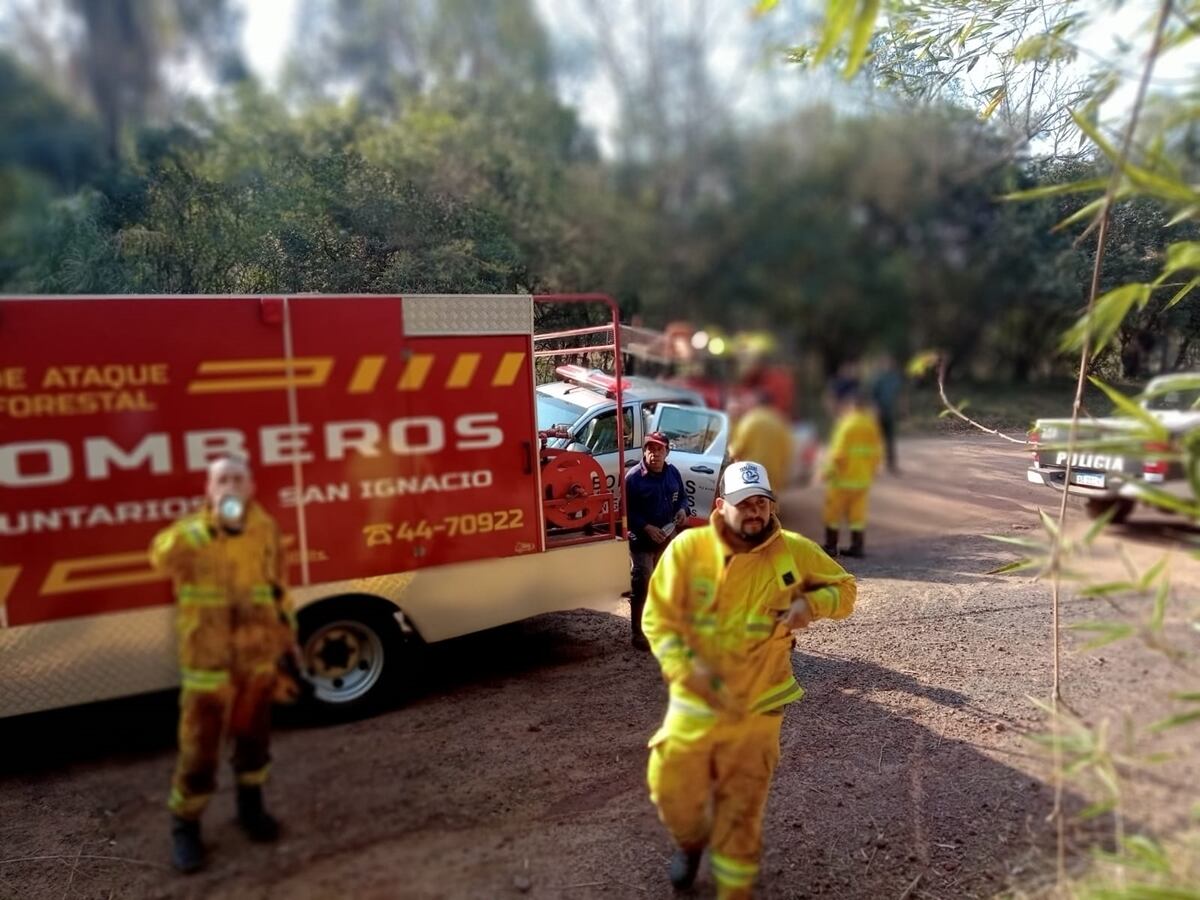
[0,293,633,718]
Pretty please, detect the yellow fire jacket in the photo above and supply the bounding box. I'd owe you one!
[824,409,883,490]
[729,406,794,492]
[150,502,295,690]
[642,512,855,742]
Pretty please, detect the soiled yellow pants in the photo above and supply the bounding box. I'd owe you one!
[168,672,275,819]
[823,486,869,531]
[648,712,783,899]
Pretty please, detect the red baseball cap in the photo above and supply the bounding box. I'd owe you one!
[643,431,670,449]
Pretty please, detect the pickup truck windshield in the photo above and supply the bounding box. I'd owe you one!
[536,394,588,431]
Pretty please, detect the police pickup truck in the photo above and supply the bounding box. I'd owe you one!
[1026,373,1199,522]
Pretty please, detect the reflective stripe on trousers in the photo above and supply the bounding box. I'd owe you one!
[823,486,869,531]
[168,670,275,819]
[648,712,783,899]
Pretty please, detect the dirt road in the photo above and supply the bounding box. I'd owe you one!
[3,437,1197,899]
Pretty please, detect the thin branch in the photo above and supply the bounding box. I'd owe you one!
[935,359,1029,444]
[1045,0,1174,889]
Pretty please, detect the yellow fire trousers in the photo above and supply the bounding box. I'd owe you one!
[823,486,869,532]
[168,671,275,819]
[648,711,783,899]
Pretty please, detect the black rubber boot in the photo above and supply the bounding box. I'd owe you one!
[669,847,703,890]
[236,786,281,842]
[822,527,839,557]
[844,530,865,558]
[170,815,205,874]
[630,598,650,651]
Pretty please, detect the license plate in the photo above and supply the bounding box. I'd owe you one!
[1073,471,1105,488]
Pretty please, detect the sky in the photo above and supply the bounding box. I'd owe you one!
[237,0,1195,155]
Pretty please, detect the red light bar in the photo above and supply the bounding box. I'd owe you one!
[555,365,630,394]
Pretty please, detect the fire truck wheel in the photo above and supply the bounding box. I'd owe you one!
[1084,497,1134,524]
[298,600,409,718]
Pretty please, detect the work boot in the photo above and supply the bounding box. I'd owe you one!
[170,815,205,874]
[668,847,703,890]
[822,528,839,557]
[630,599,650,651]
[843,531,865,558]
[236,785,281,842]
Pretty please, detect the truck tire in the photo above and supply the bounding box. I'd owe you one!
[297,599,411,719]
[1084,497,1134,524]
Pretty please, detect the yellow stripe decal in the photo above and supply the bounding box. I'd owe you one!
[188,358,333,393]
[397,354,433,391]
[491,352,526,387]
[447,353,481,389]
[348,355,386,393]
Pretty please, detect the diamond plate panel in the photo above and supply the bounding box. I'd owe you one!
[402,294,533,336]
[0,607,178,718]
[291,572,417,610]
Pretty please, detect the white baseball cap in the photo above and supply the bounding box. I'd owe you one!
[721,461,774,506]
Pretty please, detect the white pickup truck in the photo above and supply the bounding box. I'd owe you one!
[1026,373,1199,522]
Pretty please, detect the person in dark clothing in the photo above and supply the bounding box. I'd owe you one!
[870,354,903,474]
[625,431,688,651]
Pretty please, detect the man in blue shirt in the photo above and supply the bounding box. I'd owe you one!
[625,431,688,651]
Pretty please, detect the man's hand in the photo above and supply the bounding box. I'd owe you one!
[780,594,815,630]
[682,657,727,710]
[673,508,687,528]
[645,524,668,545]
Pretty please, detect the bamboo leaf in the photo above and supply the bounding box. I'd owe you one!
[1053,194,1109,232]
[1167,205,1199,226]
[1077,798,1116,820]
[1070,621,1135,651]
[1079,581,1138,597]
[985,533,1048,549]
[1150,578,1169,631]
[844,0,881,76]
[753,0,780,15]
[986,558,1041,576]
[1125,163,1200,206]
[1061,285,1151,353]
[1148,709,1200,733]
[1160,241,1200,277]
[1166,276,1199,310]
[1002,177,1107,201]
[1125,481,1200,516]
[814,0,857,65]
[1138,557,1168,590]
[1173,692,1200,703]
[1070,108,1121,159]
[1082,502,1117,545]
[980,87,1006,121]
[1094,763,1121,798]
[1038,508,1061,539]
[1088,377,1170,441]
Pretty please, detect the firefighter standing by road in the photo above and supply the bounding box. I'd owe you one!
[821,384,884,558]
[625,431,689,651]
[150,457,299,873]
[728,395,794,493]
[642,461,855,898]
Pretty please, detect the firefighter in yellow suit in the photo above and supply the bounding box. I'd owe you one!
[150,456,298,874]
[728,398,794,494]
[822,383,884,558]
[642,461,855,899]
